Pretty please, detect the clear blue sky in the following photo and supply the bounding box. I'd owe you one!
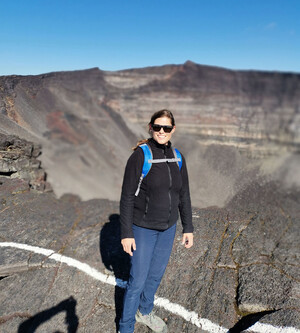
[0,0,299,75]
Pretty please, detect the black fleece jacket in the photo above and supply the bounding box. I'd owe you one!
[120,138,194,239]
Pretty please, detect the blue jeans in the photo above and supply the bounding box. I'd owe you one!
[119,223,176,333]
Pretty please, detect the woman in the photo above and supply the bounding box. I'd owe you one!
[119,109,194,333]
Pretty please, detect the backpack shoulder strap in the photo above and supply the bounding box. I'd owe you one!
[172,147,182,170]
[139,143,153,178]
[135,143,153,196]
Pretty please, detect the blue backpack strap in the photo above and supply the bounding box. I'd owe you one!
[135,143,153,196]
[173,148,182,170]
[140,143,153,178]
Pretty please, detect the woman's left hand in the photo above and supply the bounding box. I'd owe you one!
[181,233,194,248]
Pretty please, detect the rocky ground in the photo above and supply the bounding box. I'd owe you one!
[0,135,299,333]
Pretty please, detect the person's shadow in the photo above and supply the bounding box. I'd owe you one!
[100,214,130,332]
[18,296,78,333]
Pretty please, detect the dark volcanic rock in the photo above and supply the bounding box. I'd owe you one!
[0,164,299,332]
[0,133,52,191]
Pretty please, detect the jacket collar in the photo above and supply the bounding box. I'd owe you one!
[148,137,172,150]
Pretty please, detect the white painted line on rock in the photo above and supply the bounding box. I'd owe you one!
[0,242,299,333]
[154,297,226,332]
[246,322,300,333]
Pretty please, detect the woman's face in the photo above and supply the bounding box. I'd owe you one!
[150,116,176,145]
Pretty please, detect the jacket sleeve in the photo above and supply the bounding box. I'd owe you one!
[119,148,144,239]
[179,154,194,233]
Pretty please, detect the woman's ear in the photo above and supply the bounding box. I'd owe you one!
[171,125,176,133]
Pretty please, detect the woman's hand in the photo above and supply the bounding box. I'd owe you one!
[181,233,194,248]
[121,238,136,256]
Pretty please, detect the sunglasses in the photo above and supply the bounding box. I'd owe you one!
[151,124,174,133]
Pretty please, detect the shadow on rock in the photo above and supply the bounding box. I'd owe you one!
[18,296,78,333]
[228,309,277,333]
[100,214,130,331]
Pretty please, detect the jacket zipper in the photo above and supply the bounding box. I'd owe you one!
[165,149,172,224]
[142,195,149,221]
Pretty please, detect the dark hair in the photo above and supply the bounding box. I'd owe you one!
[132,109,175,150]
[149,109,175,127]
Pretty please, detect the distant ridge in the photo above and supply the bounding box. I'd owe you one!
[0,61,299,206]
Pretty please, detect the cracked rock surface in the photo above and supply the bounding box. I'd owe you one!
[0,174,299,332]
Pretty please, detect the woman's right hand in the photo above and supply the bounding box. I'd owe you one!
[121,238,136,256]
